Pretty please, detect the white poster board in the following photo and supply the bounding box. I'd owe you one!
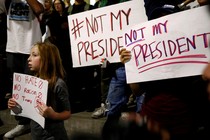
[123,6,210,83]
[11,73,48,128]
[68,0,147,67]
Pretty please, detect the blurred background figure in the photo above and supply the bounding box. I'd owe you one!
[67,0,99,113]
[3,0,44,138]
[0,0,7,111]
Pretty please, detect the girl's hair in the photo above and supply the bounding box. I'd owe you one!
[34,42,66,89]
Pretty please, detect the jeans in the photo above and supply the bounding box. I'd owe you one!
[136,93,145,113]
[106,66,128,117]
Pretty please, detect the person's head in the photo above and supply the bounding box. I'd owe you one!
[53,0,66,14]
[63,0,71,8]
[28,42,65,87]
[197,0,210,5]
[44,0,53,11]
[144,0,185,20]
[102,113,170,140]
[75,0,85,4]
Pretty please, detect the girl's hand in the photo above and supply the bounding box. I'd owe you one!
[8,98,18,109]
[120,48,131,64]
[8,98,23,114]
[37,102,71,120]
[37,102,55,119]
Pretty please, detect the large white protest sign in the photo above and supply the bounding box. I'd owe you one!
[124,6,210,83]
[68,0,147,67]
[11,73,48,128]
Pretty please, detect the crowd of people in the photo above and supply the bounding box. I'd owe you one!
[0,0,210,139]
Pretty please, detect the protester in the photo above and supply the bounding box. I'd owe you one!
[91,58,110,119]
[67,0,94,14]
[106,112,171,140]
[200,2,210,140]
[119,0,210,139]
[40,0,53,41]
[4,0,44,138]
[67,0,98,112]
[201,0,210,98]
[0,0,7,129]
[92,0,130,120]
[92,0,146,119]
[95,0,134,139]
[0,0,7,110]
[7,42,71,140]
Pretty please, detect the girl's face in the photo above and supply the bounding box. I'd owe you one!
[28,46,41,72]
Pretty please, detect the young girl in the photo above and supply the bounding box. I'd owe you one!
[7,42,71,140]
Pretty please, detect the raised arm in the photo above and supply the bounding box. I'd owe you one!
[26,0,44,16]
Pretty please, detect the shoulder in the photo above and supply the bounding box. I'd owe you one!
[53,78,68,92]
[88,4,95,10]
[84,2,93,11]
[93,1,99,8]
[53,78,69,95]
[55,78,67,87]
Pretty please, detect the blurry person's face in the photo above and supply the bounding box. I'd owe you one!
[44,0,52,11]
[54,0,63,12]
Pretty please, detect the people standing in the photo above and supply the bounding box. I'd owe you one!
[200,1,210,139]
[4,0,44,138]
[91,0,128,120]
[7,42,71,140]
[92,1,136,139]
[67,0,94,14]
[0,0,7,110]
[67,0,99,112]
[40,0,53,42]
[91,58,111,119]
[0,0,7,128]
[44,0,72,107]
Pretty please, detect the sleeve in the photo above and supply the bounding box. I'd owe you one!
[38,0,44,6]
[0,0,6,14]
[54,78,71,112]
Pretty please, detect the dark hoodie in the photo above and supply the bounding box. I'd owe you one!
[144,0,184,20]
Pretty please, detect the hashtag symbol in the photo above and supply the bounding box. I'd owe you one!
[71,18,84,40]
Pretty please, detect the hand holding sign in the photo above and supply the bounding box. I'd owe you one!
[37,102,55,119]
[123,6,210,83]
[120,48,131,64]
[11,73,48,128]
[8,98,22,114]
